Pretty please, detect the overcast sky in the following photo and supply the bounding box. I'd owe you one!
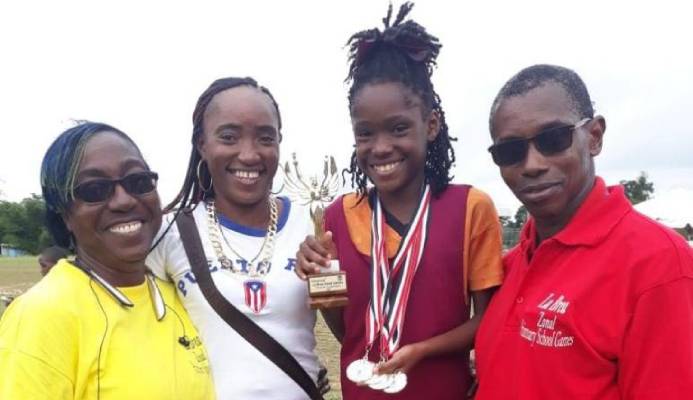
[1,0,691,216]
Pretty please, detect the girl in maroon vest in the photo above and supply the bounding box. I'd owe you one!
[296,3,504,399]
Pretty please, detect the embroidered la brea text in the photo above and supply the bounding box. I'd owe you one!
[520,293,575,348]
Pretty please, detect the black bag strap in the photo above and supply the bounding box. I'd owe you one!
[175,210,323,400]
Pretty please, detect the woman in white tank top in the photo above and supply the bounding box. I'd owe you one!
[147,77,325,399]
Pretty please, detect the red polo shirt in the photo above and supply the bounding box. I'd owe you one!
[475,177,693,399]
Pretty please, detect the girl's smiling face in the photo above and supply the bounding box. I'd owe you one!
[350,82,439,199]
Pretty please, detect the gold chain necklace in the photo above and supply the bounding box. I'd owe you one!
[205,197,278,277]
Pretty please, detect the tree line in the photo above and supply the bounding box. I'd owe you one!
[0,195,53,255]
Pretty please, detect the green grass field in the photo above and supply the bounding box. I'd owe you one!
[0,256,343,399]
[0,256,41,315]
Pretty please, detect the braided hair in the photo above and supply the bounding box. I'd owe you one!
[165,77,282,212]
[344,2,456,197]
[40,121,142,249]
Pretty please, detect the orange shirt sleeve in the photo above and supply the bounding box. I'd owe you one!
[463,188,504,298]
[342,193,401,258]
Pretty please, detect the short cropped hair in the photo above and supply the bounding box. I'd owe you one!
[489,64,594,132]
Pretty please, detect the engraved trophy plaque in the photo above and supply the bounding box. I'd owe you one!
[282,153,348,309]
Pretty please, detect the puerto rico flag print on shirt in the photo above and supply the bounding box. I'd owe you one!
[244,280,267,314]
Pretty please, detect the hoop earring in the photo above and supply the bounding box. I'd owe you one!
[271,184,284,195]
[196,160,213,193]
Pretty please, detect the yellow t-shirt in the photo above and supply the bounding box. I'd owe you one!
[341,187,504,300]
[0,259,215,400]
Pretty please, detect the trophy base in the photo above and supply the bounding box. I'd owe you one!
[309,294,349,309]
[307,263,348,309]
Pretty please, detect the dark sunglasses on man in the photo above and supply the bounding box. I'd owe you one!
[72,171,159,203]
[488,118,591,166]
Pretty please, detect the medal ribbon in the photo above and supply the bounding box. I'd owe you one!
[364,185,431,359]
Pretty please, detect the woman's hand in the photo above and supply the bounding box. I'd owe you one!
[295,232,336,280]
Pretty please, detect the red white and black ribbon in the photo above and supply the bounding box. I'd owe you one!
[364,185,431,359]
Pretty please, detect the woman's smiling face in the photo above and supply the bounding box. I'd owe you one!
[64,132,161,269]
[198,85,281,210]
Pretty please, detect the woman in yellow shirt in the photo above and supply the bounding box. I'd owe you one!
[0,121,215,399]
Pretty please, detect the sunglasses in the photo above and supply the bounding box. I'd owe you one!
[488,118,591,166]
[72,171,159,203]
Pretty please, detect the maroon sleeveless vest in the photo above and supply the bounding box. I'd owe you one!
[325,185,471,400]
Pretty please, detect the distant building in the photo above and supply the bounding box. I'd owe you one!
[0,243,27,257]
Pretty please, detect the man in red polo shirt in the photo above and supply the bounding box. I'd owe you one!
[475,64,693,399]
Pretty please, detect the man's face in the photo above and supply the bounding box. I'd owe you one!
[490,82,605,226]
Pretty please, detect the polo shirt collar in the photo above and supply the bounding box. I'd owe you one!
[519,177,632,249]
